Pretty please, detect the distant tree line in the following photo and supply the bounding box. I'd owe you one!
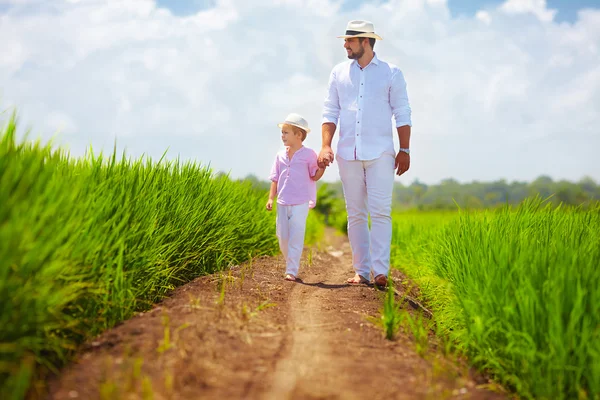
[239,174,600,210]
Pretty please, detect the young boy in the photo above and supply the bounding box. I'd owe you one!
[266,113,325,281]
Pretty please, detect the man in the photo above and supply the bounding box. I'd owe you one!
[318,20,412,288]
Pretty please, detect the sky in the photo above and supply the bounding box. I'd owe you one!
[0,0,599,185]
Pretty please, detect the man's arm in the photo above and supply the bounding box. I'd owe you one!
[396,125,411,175]
[390,68,412,176]
[320,67,340,167]
[390,69,411,128]
[319,123,336,167]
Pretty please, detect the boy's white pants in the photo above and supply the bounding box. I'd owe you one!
[276,202,309,277]
[337,152,395,281]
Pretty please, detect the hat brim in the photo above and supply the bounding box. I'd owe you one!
[278,122,311,134]
[337,32,383,40]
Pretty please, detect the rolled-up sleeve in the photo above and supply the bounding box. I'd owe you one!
[268,156,279,182]
[322,68,340,125]
[390,69,412,127]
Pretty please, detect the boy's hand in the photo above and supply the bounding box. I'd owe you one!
[266,199,273,211]
[318,146,334,168]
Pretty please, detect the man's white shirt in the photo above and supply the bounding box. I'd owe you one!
[322,53,412,161]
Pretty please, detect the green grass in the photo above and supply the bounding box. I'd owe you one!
[391,200,600,399]
[380,278,403,340]
[0,113,323,399]
[304,206,325,247]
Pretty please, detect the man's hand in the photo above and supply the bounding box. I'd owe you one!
[318,146,335,168]
[395,152,410,176]
[266,199,274,211]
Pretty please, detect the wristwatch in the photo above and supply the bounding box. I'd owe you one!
[399,148,410,155]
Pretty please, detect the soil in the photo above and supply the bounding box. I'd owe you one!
[46,229,509,400]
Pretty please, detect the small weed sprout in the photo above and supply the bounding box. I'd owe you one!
[188,294,202,310]
[400,310,431,357]
[157,314,172,353]
[381,277,403,340]
[306,248,314,268]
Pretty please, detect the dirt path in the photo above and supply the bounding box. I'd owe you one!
[264,241,355,400]
[46,229,507,400]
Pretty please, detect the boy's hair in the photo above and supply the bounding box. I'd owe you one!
[287,124,308,141]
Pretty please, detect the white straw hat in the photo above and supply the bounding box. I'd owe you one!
[337,20,383,40]
[277,113,311,134]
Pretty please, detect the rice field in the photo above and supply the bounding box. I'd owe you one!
[0,114,324,399]
[391,201,600,400]
[3,110,599,400]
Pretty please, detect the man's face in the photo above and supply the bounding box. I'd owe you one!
[344,37,365,60]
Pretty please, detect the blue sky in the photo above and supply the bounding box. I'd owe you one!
[1,0,599,184]
[448,0,599,22]
[154,0,600,23]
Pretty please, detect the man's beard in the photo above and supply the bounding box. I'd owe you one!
[347,44,365,60]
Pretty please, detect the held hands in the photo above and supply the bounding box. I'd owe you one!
[266,199,274,211]
[318,146,335,168]
[395,151,410,176]
[318,146,409,175]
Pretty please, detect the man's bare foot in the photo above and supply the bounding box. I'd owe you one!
[284,274,296,281]
[346,274,369,284]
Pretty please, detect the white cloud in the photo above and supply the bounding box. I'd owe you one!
[0,0,599,184]
[499,0,557,22]
[475,10,492,25]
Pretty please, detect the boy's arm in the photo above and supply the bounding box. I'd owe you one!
[311,167,325,181]
[266,181,277,211]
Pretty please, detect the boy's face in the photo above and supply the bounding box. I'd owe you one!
[281,125,303,146]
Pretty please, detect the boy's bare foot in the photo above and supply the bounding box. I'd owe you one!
[346,274,369,284]
[284,274,296,281]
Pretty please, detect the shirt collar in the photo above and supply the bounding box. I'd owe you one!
[371,52,380,65]
[285,145,304,156]
[352,52,379,69]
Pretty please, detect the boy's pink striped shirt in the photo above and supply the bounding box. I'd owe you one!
[269,146,319,208]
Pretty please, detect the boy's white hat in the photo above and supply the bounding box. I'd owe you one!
[277,113,311,134]
[337,20,383,40]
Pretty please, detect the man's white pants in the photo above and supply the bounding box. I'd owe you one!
[337,153,395,280]
[276,202,309,277]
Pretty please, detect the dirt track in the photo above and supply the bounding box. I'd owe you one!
[47,229,507,400]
